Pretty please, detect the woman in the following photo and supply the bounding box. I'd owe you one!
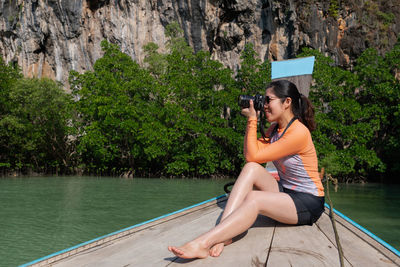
[168,80,325,259]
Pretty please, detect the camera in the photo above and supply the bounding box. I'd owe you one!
[238,94,265,111]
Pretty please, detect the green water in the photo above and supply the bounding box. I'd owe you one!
[327,183,400,251]
[0,177,231,266]
[0,177,399,266]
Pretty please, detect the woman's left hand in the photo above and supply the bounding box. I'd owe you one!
[241,100,257,118]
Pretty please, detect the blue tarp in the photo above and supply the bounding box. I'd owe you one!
[271,56,315,79]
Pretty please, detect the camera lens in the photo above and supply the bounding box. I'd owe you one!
[238,95,254,108]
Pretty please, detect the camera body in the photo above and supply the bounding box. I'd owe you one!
[238,93,265,111]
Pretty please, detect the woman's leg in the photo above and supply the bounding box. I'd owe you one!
[168,163,297,259]
[224,162,280,215]
[210,162,279,256]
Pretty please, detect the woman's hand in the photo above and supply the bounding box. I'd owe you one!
[241,100,257,118]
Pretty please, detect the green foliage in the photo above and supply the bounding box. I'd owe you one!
[236,43,271,95]
[156,39,242,176]
[0,76,73,174]
[71,25,247,176]
[0,57,21,115]
[2,22,399,182]
[328,0,339,19]
[143,42,167,77]
[299,44,400,181]
[70,40,160,175]
[354,43,400,178]
[377,11,395,26]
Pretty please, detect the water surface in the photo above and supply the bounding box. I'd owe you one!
[327,183,400,252]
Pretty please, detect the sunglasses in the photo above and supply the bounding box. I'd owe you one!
[264,96,283,105]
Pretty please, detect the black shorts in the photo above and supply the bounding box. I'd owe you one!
[278,182,325,225]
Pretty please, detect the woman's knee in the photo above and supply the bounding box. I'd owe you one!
[243,162,263,171]
[240,162,278,190]
[243,191,263,210]
[239,162,264,179]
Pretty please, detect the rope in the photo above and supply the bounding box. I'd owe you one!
[321,168,345,266]
[224,181,234,193]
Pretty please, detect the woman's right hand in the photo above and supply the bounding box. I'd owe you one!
[241,100,257,118]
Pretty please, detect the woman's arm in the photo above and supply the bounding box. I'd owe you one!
[242,100,258,157]
[243,117,256,157]
[245,120,308,163]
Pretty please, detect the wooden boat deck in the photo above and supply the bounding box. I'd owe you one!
[25,196,400,267]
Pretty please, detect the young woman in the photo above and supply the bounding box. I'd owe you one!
[168,80,325,259]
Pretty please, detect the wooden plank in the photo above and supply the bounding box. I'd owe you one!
[52,202,224,266]
[316,209,400,266]
[272,75,312,97]
[168,215,276,267]
[267,212,352,266]
[44,198,276,267]
[30,197,227,266]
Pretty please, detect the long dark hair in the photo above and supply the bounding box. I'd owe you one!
[267,80,316,131]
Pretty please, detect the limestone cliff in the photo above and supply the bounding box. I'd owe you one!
[1,0,399,86]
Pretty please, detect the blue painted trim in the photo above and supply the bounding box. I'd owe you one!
[271,56,315,79]
[324,203,400,257]
[20,194,227,267]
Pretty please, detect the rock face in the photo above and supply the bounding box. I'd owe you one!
[1,0,399,86]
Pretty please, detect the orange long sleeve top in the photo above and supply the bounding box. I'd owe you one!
[244,117,324,197]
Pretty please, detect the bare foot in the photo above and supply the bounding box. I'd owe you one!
[168,241,209,259]
[209,239,232,257]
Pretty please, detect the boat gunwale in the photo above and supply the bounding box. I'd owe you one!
[324,203,400,265]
